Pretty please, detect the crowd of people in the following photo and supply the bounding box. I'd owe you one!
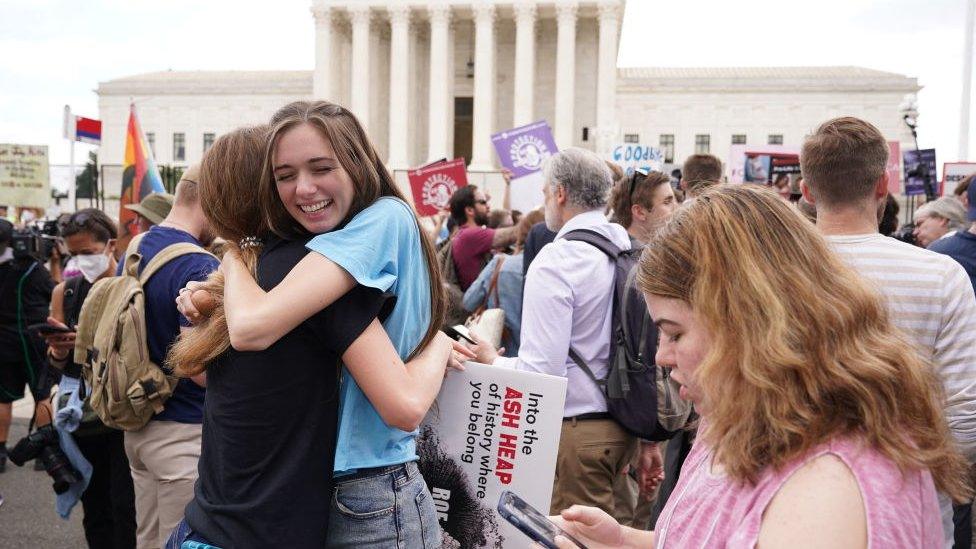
[1,105,975,549]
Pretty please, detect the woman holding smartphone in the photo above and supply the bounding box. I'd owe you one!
[549,186,969,548]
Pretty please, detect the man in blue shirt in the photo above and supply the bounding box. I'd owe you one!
[929,175,976,294]
[117,167,218,549]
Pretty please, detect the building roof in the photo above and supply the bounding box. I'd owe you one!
[617,66,920,93]
[98,65,920,96]
[97,70,313,95]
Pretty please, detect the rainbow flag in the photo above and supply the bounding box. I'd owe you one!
[119,103,164,248]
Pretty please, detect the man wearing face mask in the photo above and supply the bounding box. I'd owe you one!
[0,218,57,473]
[115,166,218,549]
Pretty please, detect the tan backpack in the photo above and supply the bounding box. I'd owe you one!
[73,234,215,431]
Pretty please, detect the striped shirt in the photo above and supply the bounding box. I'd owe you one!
[829,233,976,461]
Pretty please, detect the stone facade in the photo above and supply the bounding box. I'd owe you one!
[95,0,919,207]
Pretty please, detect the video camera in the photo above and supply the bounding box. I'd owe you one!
[8,424,80,494]
[891,222,916,246]
[11,219,60,261]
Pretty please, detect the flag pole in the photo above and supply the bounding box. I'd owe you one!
[64,105,77,213]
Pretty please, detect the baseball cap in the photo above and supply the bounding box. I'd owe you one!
[124,192,174,225]
[967,176,976,221]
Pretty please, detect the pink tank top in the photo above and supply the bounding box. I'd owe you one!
[654,436,942,548]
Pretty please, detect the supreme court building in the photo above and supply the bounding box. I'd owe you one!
[96,0,920,204]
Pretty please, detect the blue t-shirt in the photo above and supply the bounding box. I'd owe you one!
[306,197,431,475]
[929,230,976,294]
[117,226,219,423]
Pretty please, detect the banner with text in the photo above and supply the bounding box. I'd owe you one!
[943,162,976,194]
[0,144,50,208]
[903,149,938,196]
[608,144,664,176]
[418,362,567,548]
[408,158,469,217]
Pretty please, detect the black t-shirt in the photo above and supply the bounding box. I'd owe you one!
[185,236,392,548]
[0,258,55,364]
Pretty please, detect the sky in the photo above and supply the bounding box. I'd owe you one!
[1,0,973,176]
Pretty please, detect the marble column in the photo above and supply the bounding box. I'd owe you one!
[596,1,622,154]
[469,2,497,170]
[311,3,334,101]
[426,4,452,162]
[554,2,578,148]
[349,5,372,130]
[512,1,537,127]
[387,6,411,169]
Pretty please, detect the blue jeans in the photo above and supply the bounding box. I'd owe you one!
[165,518,220,549]
[327,461,440,548]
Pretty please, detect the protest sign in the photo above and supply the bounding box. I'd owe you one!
[418,362,567,548]
[886,141,902,194]
[491,121,558,212]
[943,162,976,194]
[903,149,937,197]
[492,121,558,180]
[609,144,664,176]
[729,145,800,183]
[0,144,50,209]
[408,158,469,217]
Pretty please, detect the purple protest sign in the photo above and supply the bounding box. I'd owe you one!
[491,121,559,179]
[903,148,937,197]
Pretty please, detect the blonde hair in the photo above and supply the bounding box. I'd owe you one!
[167,125,268,376]
[637,184,970,501]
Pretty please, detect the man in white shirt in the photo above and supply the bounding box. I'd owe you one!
[801,116,976,548]
[472,147,638,516]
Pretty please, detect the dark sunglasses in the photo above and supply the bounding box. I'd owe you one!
[474,199,488,205]
[628,168,649,199]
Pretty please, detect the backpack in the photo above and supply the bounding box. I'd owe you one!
[563,229,693,441]
[73,234,215,431]
[437,237,469,328]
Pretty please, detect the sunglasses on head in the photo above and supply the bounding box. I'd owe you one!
[628,168,649,200]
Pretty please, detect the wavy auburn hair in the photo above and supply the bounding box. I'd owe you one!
[637,184,971,502]
[260,101,445,358]
[167,125,269,376]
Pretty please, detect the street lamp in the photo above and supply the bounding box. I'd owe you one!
[899,95,935,202]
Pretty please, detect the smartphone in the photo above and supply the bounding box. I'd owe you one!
[27,322,74,335]
[444,324,476,345]
[497,490,588,549]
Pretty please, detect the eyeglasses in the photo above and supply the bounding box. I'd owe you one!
[475,199,488,205]
[628,168,649,200]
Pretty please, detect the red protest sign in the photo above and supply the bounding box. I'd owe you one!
[408,158,469,217]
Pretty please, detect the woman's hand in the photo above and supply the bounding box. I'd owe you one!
[449,338,476,372]
[42,317,76,357]
[550,505,628,549]
[467,332,501,364]
[176,281,209,324]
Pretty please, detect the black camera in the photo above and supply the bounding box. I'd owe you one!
[891,222,916,246]
[11,219,60,261]
[8,424,80,494]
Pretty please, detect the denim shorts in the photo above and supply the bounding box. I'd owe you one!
[327,461,441,548]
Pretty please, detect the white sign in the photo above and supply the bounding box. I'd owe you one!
[609,144,664,176]
[418,362,567,548]
[943,162,976,194]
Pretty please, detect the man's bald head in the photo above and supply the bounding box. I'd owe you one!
[174,165,201,207]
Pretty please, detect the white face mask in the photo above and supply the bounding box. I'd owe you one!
[75,252,110,283]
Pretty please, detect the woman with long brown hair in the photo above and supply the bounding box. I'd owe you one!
[176,101,465,548]
[550,185,970,548]
[166,123,462,549]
